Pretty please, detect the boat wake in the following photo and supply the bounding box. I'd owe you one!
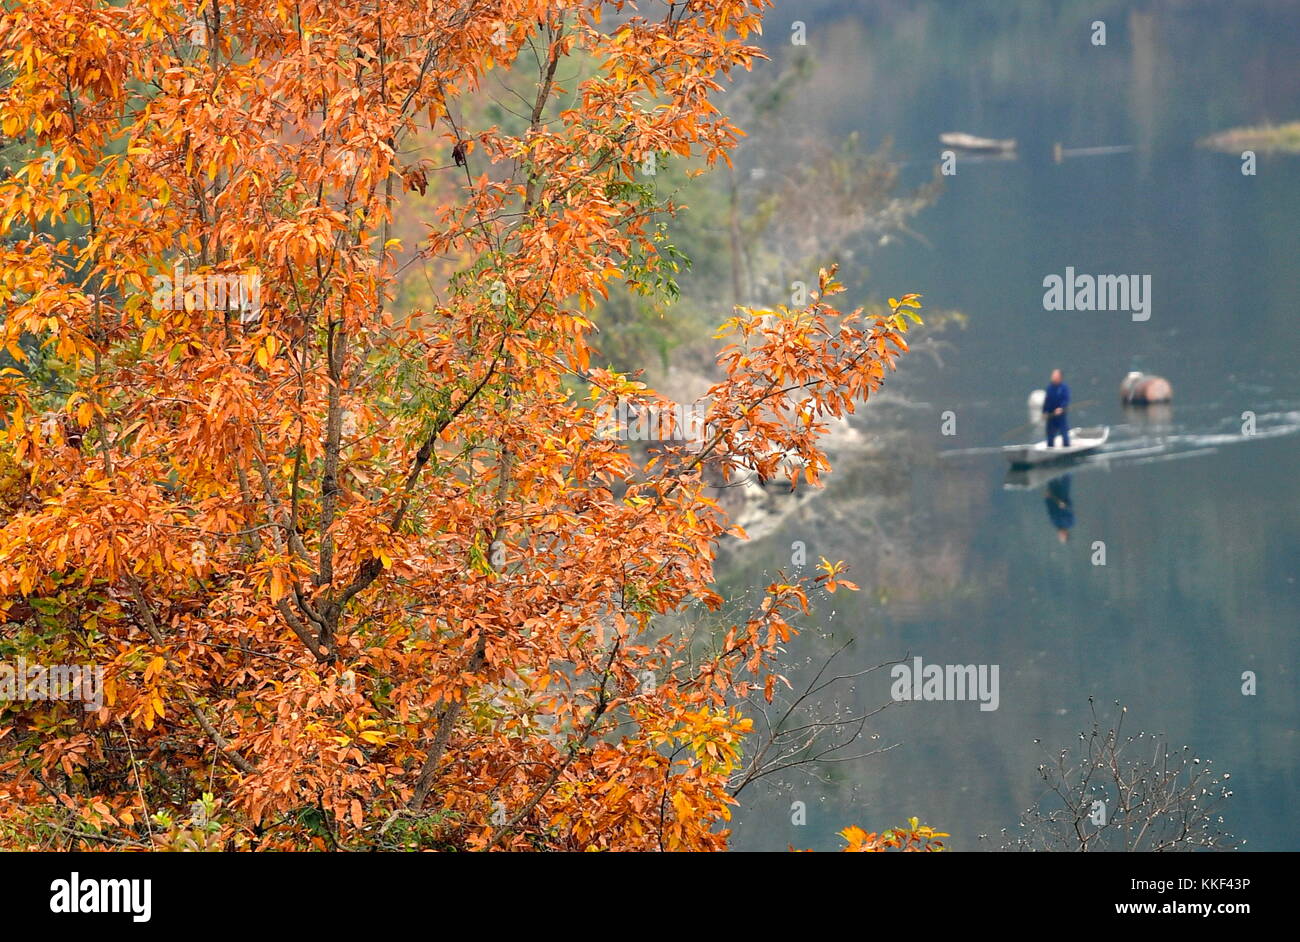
[1101,409,1300,460]
[984,409,1300,489]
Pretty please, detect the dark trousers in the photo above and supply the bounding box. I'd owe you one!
[1046,414,1070,447]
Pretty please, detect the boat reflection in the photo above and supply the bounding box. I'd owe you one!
[1003,456,1103,490]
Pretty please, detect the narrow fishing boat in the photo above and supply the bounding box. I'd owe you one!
[939,132,1017,153]
[1003,426,1110,468]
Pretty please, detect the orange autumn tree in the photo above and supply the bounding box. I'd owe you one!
[0,0,923,850]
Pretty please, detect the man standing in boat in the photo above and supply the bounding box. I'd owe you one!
[1042,368,1071,447]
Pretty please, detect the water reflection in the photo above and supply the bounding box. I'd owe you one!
[1121,403,1174,432]
[1003,467,1081,542]
[724,0,1300,852]
[1004,460,1099,490]
[1043,474,1074,544]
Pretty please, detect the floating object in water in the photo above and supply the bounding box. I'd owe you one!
[1120,371,1172,404]
[940,132,1017,153]
[1003,426,1110,468]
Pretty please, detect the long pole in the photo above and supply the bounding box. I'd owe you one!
[1001,400,1097,440]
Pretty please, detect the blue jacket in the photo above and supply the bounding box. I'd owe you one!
[1042,381,1070,416]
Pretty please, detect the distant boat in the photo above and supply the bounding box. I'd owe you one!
[1003,426,1109,468]
[940,132,1017,153]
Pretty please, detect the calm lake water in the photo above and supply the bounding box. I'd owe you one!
[721,1,1299,851]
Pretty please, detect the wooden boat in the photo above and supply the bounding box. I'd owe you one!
[940,132,1017,153]
[1003,426,1109,468]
